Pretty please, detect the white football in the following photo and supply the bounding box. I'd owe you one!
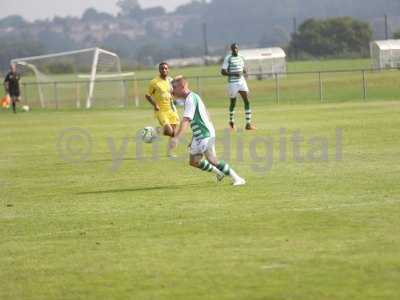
[141,126,157,143]
[21,105,30,112]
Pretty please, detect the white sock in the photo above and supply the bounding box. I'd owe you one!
[228,168,242,182]
[211,166,224,176]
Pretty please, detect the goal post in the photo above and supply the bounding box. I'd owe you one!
[11,47,128,109]
[87,48,100,109]
[16,61,46,108]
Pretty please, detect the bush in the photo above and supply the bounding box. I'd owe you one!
[288,17,372,59]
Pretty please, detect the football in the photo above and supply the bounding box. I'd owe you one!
[141,126,157,143]
[21,105,30,112]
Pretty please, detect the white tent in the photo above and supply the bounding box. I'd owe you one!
[239,47,286,79]
[165,56,220,68]
[370,39,400,69]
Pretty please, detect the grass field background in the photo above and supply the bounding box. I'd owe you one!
[1,97,400,298]
[17,58,400,109]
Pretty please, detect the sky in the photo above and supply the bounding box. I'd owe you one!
[0,0,192,21]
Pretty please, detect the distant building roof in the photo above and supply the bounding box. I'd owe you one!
[165,56,220,67]
[239,47,286,60]
[371,39,400,50]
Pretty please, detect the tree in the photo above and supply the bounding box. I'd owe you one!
[37,30,77,53]
[288,17,372,58]
[101,34,136,58]
[0,15,27,28]
[394,30,400,39]
[175,0,208,15]
[0,36,44,71]
[82,8,114,22]
[259,27,290,48]
[117,0,141,17]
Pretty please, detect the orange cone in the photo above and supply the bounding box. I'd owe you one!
[1,94,10,108]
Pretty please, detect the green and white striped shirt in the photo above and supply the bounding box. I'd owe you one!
[222,54,246,83]
[183,92,215,140]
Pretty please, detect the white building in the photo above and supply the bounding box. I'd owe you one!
[370,39,400,69]
[239,47,287,79]
[165,56,220,68]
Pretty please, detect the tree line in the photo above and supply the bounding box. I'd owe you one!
[0,0,400,71]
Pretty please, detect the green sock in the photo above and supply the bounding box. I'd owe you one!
[229,98,236,123]
[244,100,251,125]
[217,160,231,175]
[199,160,214,172]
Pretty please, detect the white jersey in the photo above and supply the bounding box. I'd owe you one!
[183,92,215,140]
[222,54,246,83]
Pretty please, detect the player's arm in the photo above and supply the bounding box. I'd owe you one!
[171,117,190,147]
[145,81,160,111]
[221,56,230,76]
[174,117,191,139]
[221,67,242,77]
[221,56,243,77]
[145,94,160,111]
[3,75,9,94]
[243,65,248,75]
[243,57,248,78]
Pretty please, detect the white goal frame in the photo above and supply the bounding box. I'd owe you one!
[12,47,125,109]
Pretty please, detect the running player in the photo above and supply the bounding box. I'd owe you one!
[145,62,180,157]
[170,76,246,186]
[221,43,256,131]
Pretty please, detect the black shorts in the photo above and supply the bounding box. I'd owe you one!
[9,90,20,98]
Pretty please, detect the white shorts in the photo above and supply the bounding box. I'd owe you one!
[228,80,249,99]
[189,137,216,156]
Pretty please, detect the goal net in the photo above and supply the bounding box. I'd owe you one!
[12,48,129,109]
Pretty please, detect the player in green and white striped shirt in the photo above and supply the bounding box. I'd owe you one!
[170,76,246,186]
[221,43,256,131]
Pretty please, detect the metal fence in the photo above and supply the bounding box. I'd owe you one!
[19,67,400,109]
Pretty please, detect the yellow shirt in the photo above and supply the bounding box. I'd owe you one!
[147,76,175,112]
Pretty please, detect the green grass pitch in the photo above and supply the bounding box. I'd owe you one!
[1,97,400,299]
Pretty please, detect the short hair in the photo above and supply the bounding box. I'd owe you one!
[172,75,186,86]
[159,62,168,68]
[230,43,238,50]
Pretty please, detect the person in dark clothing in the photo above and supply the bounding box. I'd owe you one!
[4,63,21,113]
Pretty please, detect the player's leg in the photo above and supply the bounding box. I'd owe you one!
[189,153,203,168]
[163,124,174,137]
[189,153,224,179]
[156,111,175,137]
[160,110,180,137]
[229,97,236,130]
[166,112,180,157]
[189,139,225,180]
[239,90,256,130]
[228,83,239,130]
[205,146,246,186]
[10,95,17,113]
[161,124,177,157]
[168,111,180,137]
[156,112,175,157]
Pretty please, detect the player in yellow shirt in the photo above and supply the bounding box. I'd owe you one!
[145,62,180,156]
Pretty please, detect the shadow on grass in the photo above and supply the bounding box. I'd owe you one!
[77,183,202,195]
[55,157,144,166]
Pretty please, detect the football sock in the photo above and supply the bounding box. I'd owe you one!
[199,160,222,175]
[217,160,231,175]
[244,100,251,125]
[218,160,243,182]
[229,98,236,123]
